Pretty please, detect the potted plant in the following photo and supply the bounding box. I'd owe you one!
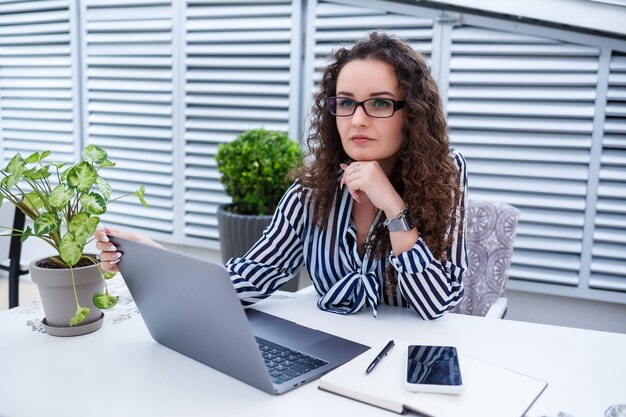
[0,145,148,336]
[215,128,302,291]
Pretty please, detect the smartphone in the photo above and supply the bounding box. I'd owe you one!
[404,345,463,394]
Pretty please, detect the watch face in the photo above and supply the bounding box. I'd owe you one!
[387,215,412,232]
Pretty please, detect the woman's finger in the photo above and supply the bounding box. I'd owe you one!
[99,250,121,262]
[94,228,109,243]
[95,241,117,252]
[344,177,364,203]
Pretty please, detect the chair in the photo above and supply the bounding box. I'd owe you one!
[0,202,29,308]
[450,200,521,318]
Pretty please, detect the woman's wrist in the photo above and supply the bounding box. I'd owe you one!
[383,195,405,219]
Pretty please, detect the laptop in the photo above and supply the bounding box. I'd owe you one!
[111,236,370,395]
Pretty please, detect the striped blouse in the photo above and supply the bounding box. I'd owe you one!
[227,150,467,320]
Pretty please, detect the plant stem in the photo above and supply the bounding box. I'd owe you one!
[70,266,80,309]
[48,256,68,268]
[107,193,133,203]
[85,255,110,294]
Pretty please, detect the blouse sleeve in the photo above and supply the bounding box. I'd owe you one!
[389,151,468,320]
[226,182,306,306]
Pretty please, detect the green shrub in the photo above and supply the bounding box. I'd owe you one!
[216,129,302,215]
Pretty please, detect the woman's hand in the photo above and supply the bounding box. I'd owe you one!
[341,161,419,254]
[340,161,405,217]
[95,226,163,272]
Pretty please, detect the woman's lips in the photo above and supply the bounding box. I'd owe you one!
[351,135,372,143]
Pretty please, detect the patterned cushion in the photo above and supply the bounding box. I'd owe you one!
[451,200,521,316]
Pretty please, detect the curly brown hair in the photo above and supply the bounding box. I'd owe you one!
[299,32,463,295]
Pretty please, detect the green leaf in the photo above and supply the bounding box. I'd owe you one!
[21,167,38,180]
[49,185,74,209]
[135,186,150,208]
[52,162,67,170]
[80,192,106,215]
[23,166,49,180]
[24,191,44,212]
[5,153,25,175]
[4,173,20,189]
[40,151,51,160]
[69,213,99,240]
[20,226,33,244]
[68,212,88,232]
[36,166,50,179]
[68,212,89,237]
[102,271,116,280]
[69,306,90,327]
[34,212,61,235]
[93,292,119,309]
[59,232,86,266]
[25,152,40,164]
[96,176,112,200]
[84,216,100,237]
[66,161,97,192]
[82,145,108,164]
[60,167,71,183]
[98,160,116,168]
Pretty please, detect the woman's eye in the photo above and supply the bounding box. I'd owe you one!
[371,99,391,108]
[338,99,356,107]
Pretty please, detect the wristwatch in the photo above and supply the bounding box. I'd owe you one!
[384,207,413,232]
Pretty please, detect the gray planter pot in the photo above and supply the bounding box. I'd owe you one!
[217,205,299,292]
[30,255,104,336]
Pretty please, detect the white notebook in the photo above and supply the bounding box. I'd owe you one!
[318,340,547,417]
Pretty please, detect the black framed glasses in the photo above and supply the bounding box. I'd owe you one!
[328,96,405,118]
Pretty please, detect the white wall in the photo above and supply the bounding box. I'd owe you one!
[505,289,626,334]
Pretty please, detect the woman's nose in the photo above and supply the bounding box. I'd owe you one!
[351,105,369,126]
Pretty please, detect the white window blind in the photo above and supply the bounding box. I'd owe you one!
[183,0,298,247]
[309,0,435,96]
[591,51,626,291]
[81,0,175,235]
[0,0,78,164]
[446,25,600,288]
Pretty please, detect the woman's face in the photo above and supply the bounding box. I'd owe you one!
[335,59,405,172]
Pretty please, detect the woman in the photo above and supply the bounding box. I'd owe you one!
[97,32,467,320]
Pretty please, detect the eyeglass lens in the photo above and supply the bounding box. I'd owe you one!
[331,97,396,118]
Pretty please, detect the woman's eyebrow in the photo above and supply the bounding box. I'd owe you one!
[335,91,397,97]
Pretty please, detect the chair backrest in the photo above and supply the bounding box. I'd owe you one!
[451,200,521,316]
[0,202,17,259]
[0,201,28,308]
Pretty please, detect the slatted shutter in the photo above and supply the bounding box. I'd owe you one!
[0,0,78,164]
[81,0,175,235]
[183,0,298,247]
[308,0,436,104]
[591,51,626,291]
[446,25,600,287]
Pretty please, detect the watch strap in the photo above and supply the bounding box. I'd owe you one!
[384,207,413,232]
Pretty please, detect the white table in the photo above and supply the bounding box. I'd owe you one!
[0,281,624,417]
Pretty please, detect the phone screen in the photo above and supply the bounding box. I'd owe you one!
[406,345,462,386]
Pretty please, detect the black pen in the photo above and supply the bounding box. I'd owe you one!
[365,340,395,374]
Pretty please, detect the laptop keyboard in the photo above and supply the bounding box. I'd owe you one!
[256,337,328,385]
